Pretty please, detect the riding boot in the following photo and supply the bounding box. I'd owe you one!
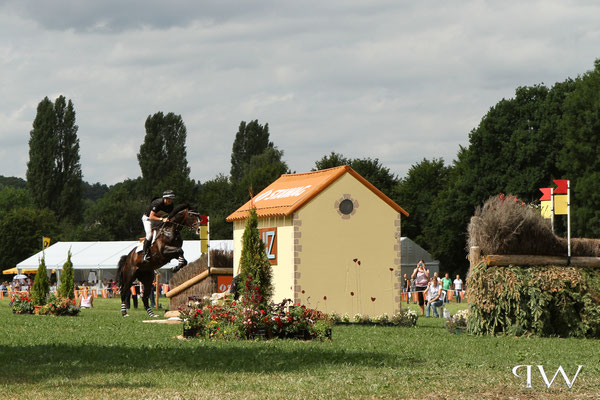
[142,239,151,262]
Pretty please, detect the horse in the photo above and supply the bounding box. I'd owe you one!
[116,204,201,317]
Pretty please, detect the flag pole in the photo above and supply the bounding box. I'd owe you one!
[550,187,555,233]
[567,180,571,263]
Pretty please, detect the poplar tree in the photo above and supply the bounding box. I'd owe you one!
[230,120,273,183]
[137,112,191,197]
[26,96,83,222]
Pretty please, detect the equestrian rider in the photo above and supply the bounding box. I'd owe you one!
[142,189,175,262]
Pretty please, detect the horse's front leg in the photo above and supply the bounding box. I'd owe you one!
[163,245,187,273]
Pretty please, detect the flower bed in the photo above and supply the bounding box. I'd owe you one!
[180,296,333,341]
[445,309,468,334]
[10,293,34,314]
[37,295,80,316]
[330,309,418,327]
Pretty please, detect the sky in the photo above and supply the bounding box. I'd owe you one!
[1,1,599,186]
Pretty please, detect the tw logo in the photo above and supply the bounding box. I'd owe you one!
[512,365,583,388]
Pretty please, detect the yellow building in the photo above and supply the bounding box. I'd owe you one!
[226,166,409,316]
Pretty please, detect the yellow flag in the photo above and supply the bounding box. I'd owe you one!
[554,194,568,215]
[540,201,552,219]
[200,226,209,253]
[43,237,51,248]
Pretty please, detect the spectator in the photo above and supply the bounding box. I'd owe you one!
[453,274,464,303]
[441,273,452,304]
[403,273,410,305]
[0,281,7,294]
[424,277,443,318]
[409,274,416,304]
[411,259,429,316]
[77,292,94,308]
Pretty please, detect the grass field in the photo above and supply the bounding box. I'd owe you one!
[1,297,599,399]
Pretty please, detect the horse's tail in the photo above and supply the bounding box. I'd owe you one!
[116,255,128,289]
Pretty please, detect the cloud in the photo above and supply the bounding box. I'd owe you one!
[0,1,599,186]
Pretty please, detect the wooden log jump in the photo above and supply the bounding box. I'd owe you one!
[485,254,600,267]
[165,267,233,298]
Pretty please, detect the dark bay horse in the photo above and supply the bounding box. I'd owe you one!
[117,204,201,317]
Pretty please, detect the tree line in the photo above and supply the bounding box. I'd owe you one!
[1,60,599,276]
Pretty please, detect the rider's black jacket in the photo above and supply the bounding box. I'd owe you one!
[144,198,174,217]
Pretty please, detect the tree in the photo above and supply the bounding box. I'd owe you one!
[32,257,50,306]
[238,208,273,307]
[313,152,350,170]
[26,96,83,222]
[235,147,289,202]
[58,250,74,299]
[314,153,398,197]
[230,120,273,183]
[84,184,145,240]
[137,112,191,197]
[0,207,58,270]
[197,174,236,240]
[393,158,450,247]
[350,157,399,197]
[0,187,34,216]
[557,60,600,237]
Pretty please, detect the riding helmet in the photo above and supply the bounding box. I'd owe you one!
[162,189,176,199]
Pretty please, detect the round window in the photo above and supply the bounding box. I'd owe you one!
[339,199,354,215]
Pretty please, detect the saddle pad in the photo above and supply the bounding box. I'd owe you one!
[136,231,158,253]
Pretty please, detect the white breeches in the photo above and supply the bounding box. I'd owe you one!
[142,215,152,240]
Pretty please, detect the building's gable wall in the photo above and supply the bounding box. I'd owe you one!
[293,173,402,316]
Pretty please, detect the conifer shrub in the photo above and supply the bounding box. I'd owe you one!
[238,208,273,308]
[31,257,50,306]
[58,250,74,300]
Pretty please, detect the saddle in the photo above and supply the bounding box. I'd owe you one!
[135,230,158,253]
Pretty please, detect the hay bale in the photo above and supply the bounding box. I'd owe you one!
[467,194,600,257]
[467,262,600,338]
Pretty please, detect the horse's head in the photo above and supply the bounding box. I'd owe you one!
[168,204,202,231]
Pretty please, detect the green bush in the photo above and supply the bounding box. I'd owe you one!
[467,262,600,338]
[31,257,50,306]
[238,208,273,307]
[58,250,74,299]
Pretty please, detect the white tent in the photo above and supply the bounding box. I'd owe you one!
[16,240,233,282]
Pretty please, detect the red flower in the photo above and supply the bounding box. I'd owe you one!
[301,290,305,294]
[350,292,354,296]
[499,193,505,201]
[389,267,394,271]
[353,258,358,263]
[371,297,376,302]
[323,296,327,300]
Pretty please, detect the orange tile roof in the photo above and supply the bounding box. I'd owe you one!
[226,165,409,221]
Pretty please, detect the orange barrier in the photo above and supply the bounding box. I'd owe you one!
[102,289,107,299]
[130,286,136,295]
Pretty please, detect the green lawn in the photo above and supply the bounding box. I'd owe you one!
[1,297,599,399]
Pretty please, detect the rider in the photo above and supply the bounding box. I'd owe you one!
[142,189,175,262]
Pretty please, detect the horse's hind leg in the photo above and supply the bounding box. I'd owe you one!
[120,285,130,317]
[120,259,136,317]
[139,271,158,318]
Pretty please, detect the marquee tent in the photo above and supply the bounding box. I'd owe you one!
[16,240,233,273]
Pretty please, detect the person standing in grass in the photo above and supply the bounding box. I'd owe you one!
[411,260,429,316]
[403,273,410,304]
[441,273,452,304]
[453,274,464,303]
[424,277,443,317]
